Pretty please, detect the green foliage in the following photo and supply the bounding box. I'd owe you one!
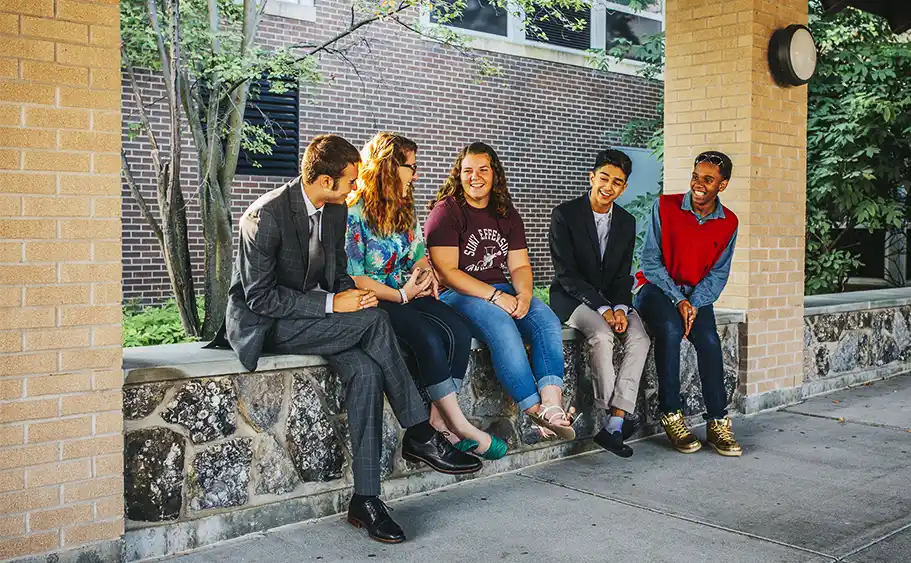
[123,300,204,347]
[590,28,665,160]
[533,285,550,305]
[121,0,322,164]
[624,189,660,272]
[805,0,911,294]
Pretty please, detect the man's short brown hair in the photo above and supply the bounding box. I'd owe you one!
[301,134,361,184]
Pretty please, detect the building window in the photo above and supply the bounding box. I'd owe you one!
[526,6,591,51]
[431,0,508,37]
[262,0,316,23]
[605,8,663,61]
[428,0,664,70]
[235,79,300,177]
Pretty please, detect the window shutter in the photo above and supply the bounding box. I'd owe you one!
[236,79,301,176]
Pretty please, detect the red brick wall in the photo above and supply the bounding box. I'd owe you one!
[121,3,662,304]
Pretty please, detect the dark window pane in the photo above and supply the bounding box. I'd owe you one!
[431,0,508,37]
[527,6,590,50]
[605,11,662,61]
[838,228,886,278]
[236,79,300,177]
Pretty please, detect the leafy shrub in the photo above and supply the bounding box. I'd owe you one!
[624,189,661,273]
[533,285,550,305]
[123,300,203,347]
[804,1,911,294]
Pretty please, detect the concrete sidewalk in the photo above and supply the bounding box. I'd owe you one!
[153,376,911,563]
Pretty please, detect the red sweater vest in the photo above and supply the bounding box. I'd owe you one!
[635,193,738,289]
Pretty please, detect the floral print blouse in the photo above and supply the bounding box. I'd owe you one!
[345,199,426,289]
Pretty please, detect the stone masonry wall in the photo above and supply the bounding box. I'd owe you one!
[120,4,663,304]
[121,322,740,560]
[804,306,911,397]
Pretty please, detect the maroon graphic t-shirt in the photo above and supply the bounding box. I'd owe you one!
[424,196,527,285]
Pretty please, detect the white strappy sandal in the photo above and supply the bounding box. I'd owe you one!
[528,405,579,440]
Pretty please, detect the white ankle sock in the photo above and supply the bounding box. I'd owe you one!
[604,415,624,434]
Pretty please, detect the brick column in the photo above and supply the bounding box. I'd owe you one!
[663,0,808,410]
[0,1,123,561]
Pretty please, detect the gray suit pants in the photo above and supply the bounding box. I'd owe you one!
[566,305,650,413]
[269,307,428,495]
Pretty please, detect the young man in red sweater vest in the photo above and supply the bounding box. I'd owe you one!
[633,151,742,457]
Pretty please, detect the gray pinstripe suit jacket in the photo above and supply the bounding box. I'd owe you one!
[225,176,356,371]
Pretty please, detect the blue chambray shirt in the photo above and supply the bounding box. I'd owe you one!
[639,191,737,309]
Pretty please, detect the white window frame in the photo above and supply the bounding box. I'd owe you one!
[261,0,316,23]
[422,0,664,78]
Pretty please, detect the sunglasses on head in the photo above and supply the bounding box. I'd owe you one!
[695,153,725,167]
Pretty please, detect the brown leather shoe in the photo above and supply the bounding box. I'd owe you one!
[660,410,702,454]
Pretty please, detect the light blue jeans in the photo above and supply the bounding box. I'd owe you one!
[440,283,565,411]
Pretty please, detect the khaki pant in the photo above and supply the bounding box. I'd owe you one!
[566,305,650,413]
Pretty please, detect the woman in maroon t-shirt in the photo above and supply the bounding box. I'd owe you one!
[425,142,577,440]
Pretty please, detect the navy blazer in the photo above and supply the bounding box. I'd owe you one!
[548,194,636,323]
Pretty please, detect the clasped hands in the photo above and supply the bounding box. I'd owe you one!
[600,308,628,334]
[677,299,698,339]
[332,267,438,313]
[492,290,531,319]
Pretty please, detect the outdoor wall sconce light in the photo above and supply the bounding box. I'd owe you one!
[768,24,818,87]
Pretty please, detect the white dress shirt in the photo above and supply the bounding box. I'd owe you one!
[592,205,629,317]
[301,188,335,314]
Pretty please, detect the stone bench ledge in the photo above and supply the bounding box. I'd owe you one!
[123,310,746,385]
[805,287,911,315]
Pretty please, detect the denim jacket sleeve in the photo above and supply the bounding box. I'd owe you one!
[640,198,687,306]
[688,228,737,309]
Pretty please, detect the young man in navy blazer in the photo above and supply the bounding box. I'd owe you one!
[549,149,650,457]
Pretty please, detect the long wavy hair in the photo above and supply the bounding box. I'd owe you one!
[348,132,419,236]
[431,142,512,218]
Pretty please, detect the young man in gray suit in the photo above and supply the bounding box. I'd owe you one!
[224,135,481,543]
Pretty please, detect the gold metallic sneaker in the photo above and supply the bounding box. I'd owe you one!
[660,411,702,454]
[706,417,743,457]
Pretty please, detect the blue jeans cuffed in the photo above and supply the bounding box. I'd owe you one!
[440,283,565,411]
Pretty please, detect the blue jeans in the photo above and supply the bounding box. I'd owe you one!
[441,283,565,411]
[634,283,728,419]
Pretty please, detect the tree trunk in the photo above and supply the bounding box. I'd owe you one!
[160,0,202,338]
[158,164,201,337]
[201,178,233,339]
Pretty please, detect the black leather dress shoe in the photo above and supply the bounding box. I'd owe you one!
[593,428,634,458]
[622,418,640,441]
[347,496,405,543]
[401,430,483,474]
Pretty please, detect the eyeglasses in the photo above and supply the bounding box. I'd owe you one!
[399,163,418,174]
[695,153,725,167]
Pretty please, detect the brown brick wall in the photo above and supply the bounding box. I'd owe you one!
[0,0,123,560]
[120,2,663,304]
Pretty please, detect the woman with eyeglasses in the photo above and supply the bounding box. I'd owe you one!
[424,142,577,441]
[345,132,507,460]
